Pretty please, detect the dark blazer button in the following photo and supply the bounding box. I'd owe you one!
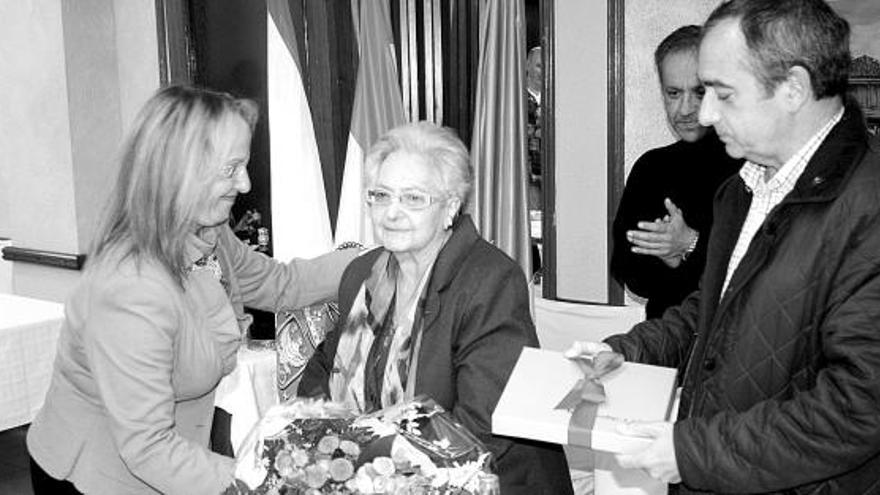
[703,357,717,371]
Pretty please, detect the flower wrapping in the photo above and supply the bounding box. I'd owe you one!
[224,396,493,494]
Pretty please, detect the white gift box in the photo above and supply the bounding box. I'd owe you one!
[492,347,677,454]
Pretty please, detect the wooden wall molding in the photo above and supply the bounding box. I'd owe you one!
[606,0,625,305]
[540,0,557,299]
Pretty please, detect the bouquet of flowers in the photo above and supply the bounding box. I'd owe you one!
[224,396,493,494]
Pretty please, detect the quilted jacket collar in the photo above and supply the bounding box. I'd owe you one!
[710,99,871,322]
[782,99,870,205]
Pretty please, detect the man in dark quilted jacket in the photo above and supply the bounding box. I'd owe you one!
[585,0,880,493]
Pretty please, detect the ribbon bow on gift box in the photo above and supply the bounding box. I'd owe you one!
[554,350,625,447]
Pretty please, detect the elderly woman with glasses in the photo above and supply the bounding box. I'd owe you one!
[26,86,358,495]
[299,122,573,494]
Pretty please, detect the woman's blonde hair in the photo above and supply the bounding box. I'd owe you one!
[89,85,258,286]
[364,122,473,216]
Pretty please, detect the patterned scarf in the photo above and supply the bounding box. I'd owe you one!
[329,251,428,413]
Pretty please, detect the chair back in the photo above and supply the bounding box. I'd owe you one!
[275,302,340,401]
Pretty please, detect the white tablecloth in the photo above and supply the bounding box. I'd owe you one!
[0,293,64,431]
[215,343,279,454]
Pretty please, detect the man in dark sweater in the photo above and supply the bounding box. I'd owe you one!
[611,25,741,319]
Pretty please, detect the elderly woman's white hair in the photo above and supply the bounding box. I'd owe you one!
[89,85,258,286]
[364,121,474,217]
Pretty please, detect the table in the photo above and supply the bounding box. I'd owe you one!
[215,342,279,454]
[0,294,64,431]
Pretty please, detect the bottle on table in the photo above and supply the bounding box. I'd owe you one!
[256,227,270,255]
[477,472,501,495]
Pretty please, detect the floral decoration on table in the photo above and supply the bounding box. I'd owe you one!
[224,397,493,494]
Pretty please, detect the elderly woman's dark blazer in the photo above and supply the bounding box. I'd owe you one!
[299,215,573,495]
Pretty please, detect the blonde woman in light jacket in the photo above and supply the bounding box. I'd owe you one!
[26,86,358,495]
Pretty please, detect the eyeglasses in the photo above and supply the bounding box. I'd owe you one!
[365,188,446,210]
[219,159,249,179]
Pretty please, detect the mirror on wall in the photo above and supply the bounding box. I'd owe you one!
[525,0,544,285]
[532,0,625,305]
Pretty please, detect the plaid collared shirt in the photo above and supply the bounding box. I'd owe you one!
[720,107,844,297]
